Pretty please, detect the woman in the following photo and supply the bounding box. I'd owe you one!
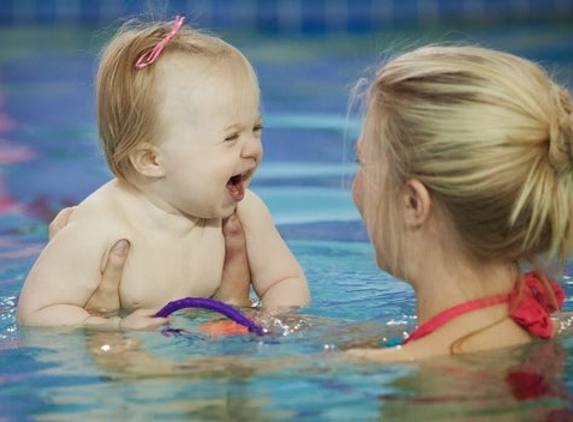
[347,45,572,360]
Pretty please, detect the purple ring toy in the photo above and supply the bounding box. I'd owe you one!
[154,297,265,335]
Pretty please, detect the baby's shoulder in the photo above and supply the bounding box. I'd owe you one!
[235,189,276,233]
[237,189,271,215]
[69,181,132,233]
[74,180,118,208]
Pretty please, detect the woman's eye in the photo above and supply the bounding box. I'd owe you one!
[224,133,239,141]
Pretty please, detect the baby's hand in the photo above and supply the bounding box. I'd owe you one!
[119,309,169,331]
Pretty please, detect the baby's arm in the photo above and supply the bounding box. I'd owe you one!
[16,220,166,330]
[17,221,116,327]
[237,190,310,308]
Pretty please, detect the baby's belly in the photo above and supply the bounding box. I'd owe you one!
[118,256,224,310]
[113,223,226,310]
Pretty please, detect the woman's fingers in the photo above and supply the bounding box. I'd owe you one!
[85,239,130,316]
[48,206,76,239]
[213,213,252,307]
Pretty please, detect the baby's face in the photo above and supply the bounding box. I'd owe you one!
[152,53,263,219]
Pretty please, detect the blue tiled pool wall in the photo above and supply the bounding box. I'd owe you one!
[1,0,572,32]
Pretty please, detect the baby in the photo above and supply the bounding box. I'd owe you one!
[16,16,310,330]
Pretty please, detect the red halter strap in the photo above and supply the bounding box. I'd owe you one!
[402,272,565,345]
[402,294,508,345]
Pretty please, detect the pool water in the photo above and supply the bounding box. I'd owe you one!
[1,21,573,421]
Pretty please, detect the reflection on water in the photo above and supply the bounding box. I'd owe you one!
[7,316,573,421]
[3,236,573,420]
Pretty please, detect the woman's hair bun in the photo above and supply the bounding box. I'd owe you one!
[548,87,573,175]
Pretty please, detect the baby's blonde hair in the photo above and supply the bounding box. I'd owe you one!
[362,45,573,274]
[96,18,258,184]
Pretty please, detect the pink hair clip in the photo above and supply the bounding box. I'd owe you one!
[134,15,185,69]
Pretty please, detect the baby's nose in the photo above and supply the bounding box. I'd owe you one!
[242,135,263,159]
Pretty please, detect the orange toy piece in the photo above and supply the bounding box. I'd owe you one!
[199,319,251,335]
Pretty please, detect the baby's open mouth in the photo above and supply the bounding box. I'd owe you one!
[226,171,250,202]
[228,174,243,186]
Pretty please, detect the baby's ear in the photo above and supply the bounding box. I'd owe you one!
[128,143,165,178]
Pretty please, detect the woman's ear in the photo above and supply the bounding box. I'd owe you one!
[128,143,165,178]
[402,179,431,229]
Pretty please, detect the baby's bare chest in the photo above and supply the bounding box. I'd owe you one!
[118,229,225,310]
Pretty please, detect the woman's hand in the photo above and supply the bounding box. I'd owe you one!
[212,213,252,307]
[85,239,128,316]
[48,206,76,239]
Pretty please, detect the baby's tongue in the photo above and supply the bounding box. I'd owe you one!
[227,179,245,202]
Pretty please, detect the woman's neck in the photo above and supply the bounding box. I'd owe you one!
[411,257,520,326]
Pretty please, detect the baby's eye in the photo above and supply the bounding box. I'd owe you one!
[253,124,263,133]
[224,133,239,142]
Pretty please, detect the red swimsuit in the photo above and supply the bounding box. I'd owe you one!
[403,272,565,345]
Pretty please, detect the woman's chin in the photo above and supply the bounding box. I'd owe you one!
[375,255,392,273]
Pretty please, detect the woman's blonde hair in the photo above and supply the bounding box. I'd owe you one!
[96,19,258,184]
[362,45,573,275]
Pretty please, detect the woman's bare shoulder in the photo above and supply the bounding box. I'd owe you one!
[342,335,451,362]
[343,345,418,363]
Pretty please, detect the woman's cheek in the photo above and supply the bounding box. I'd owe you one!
[352,172,365,216]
